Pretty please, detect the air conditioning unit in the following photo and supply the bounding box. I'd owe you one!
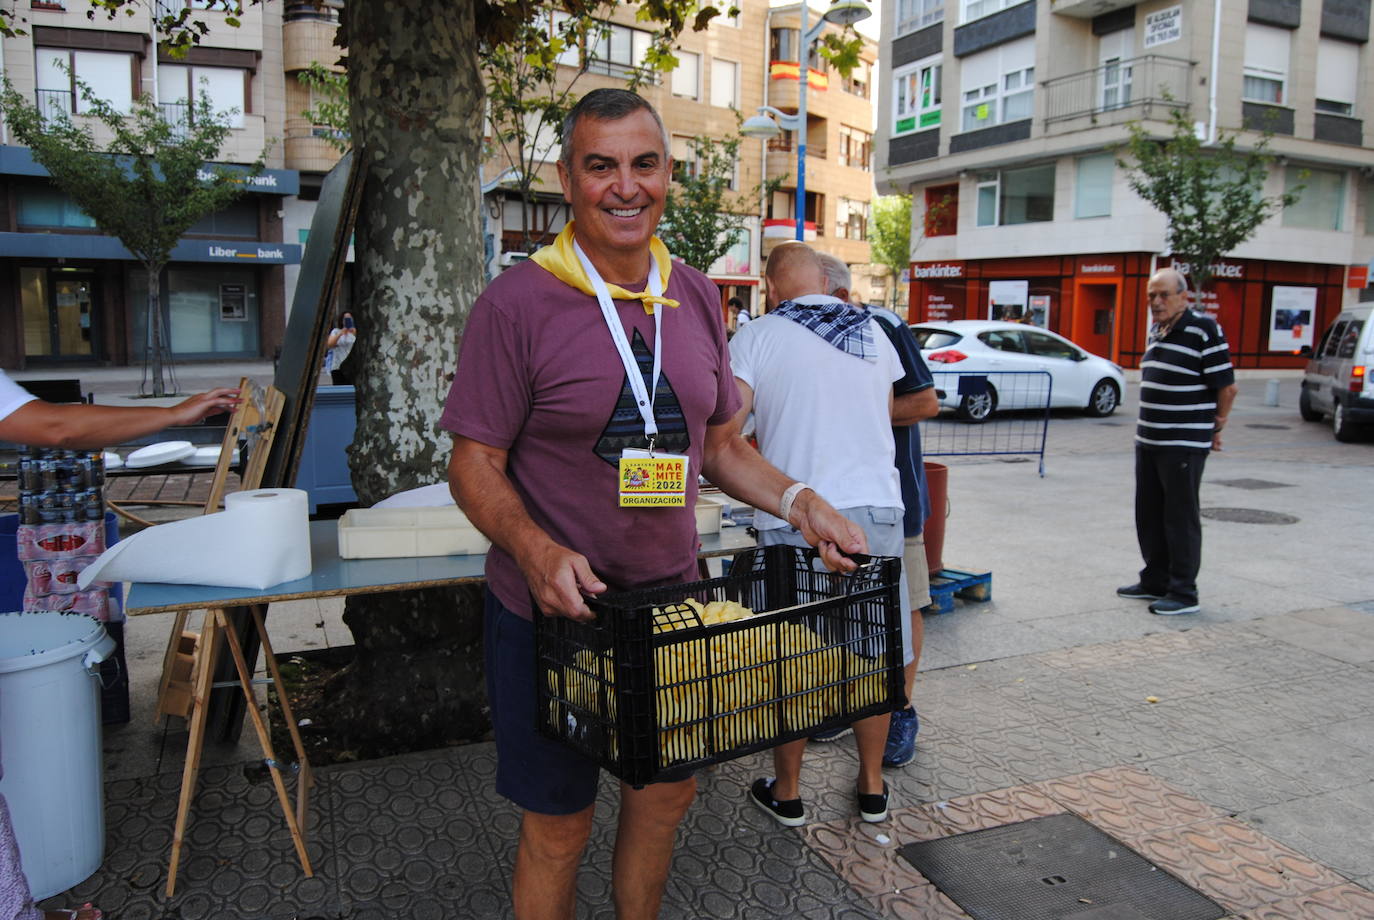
[498,251,530,267]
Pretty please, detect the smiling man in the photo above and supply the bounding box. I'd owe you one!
[443,89,865,920]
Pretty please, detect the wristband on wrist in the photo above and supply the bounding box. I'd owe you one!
[778,481,811,525]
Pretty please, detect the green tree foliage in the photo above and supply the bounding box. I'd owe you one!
[659,134,770,273]
[869,195,912,309]
[1120,107,1301,295]
[0,76,261,395]
[297,61,350,153]
[481,10,605,252]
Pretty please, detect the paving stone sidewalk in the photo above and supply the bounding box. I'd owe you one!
[28,364,1374,918]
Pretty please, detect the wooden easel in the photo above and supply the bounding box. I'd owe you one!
[126,377,308,895]
[107,377,285,528]
[151,377,284,719]
[163,603,314,897]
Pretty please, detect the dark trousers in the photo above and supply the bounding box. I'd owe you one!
[1134,445,1208,604]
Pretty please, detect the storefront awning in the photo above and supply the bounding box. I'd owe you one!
[0,146,299,195]
[0,231,302,264]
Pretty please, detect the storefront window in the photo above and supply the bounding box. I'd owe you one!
[16,186,99,229]
[185,199,259,238]
[128,265,260,358]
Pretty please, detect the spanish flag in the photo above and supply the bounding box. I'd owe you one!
[769,61,829,90]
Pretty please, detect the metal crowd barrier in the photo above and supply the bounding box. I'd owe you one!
[920,370,1052,476]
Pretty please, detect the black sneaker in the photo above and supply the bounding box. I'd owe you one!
[1149,597,1199,616]
[750,778,806,827]
[857,782,889,823]
[1116,583,1163,600]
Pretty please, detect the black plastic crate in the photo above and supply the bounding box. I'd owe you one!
[535,544,904,787]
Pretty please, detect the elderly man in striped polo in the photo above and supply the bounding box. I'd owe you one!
[1117,267,1238,616]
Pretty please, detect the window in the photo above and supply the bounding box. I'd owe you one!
[159,64,247,129]
[838,125,872,170]
[893,56,942,134]
[587,21,652,79]
[546,11,581,68]
[671,135,697,183]
[962,0,1016,24]
[710,58,739,109]
[842,61,871,99]
[35,48,134,117]
[16,186,97,229]
[1337,321,1364,358]
[672,51,700,99]
[897,0,944,33]
[1243,23,1290,105]
[981,330,1026,352]
[1098,27,1135,111]
[770,28,822,70]
[976,163,1055,226]
[1075,153,1113,218]
[1283,166,1345,230]
[1025,330,1080,361]
[521,111,561,164]
[770,28,798,62]
[925,185,958,236]
[836,198,869,240]
[960,38,1034,132]
[1316,39,1359,116]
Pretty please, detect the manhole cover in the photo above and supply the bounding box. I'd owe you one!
[899,813,1226,920]
[1201,507,1299,524]
[1096,421,1125,426]
[1245,423,1291,430]
[1212,478,1294,490]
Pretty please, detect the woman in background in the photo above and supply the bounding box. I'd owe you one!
[324,311,358,386]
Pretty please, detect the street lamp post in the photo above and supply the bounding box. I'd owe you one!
[741,0,871,242]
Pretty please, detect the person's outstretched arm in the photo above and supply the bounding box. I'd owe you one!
[0,388,240,450]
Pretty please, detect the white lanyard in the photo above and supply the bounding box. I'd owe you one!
[574,239,664,446]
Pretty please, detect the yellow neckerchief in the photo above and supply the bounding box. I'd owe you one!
[531,221,680,314]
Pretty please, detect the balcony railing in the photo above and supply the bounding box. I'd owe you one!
[35,88,72,122]
[1042,55,1192,127]
[285,0,343,22]
[160,101,191,140]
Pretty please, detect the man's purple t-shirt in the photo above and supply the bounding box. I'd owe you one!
[441,257,741,619]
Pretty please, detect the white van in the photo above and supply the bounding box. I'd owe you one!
[1300,303,1374,442]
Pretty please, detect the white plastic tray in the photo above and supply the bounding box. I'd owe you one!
[336,506,492,559]
[125,441,195,469]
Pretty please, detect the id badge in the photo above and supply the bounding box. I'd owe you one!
[618,449,689,507]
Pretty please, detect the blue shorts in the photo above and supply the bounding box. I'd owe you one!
[485,589,600,815]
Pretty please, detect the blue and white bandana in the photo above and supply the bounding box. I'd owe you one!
[771,296,876,362]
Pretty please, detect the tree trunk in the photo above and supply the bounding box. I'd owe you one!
[147,264,166,398]
[318,0,491,756]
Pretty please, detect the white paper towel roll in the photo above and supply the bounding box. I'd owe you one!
[78,488,312,591]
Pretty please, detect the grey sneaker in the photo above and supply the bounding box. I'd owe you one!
[809,724,854,743]
[1149,597,1199,615]
[1117,583,1163,600]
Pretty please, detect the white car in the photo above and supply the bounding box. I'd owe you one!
[909,320,1126,422]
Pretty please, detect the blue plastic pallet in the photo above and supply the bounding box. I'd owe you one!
[922,568,992,615]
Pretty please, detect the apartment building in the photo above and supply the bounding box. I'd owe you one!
[0,1,301,370]
[876,0,1374,368]
[483,1,880,315]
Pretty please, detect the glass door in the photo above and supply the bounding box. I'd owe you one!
[19,267,99,360]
